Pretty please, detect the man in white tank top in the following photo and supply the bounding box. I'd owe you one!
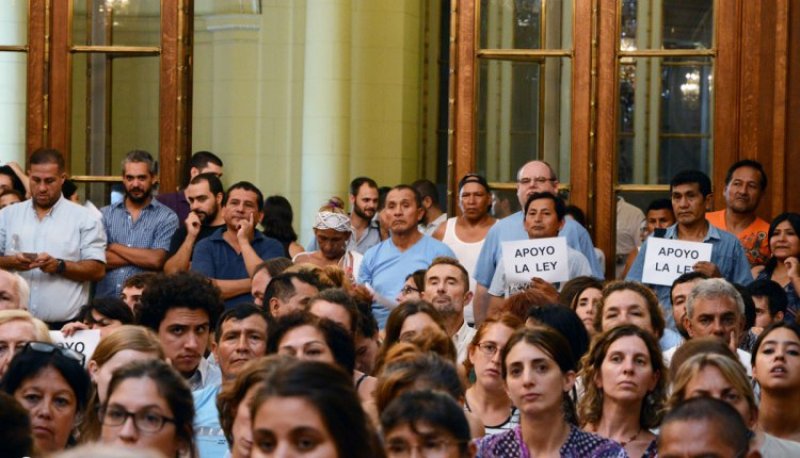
[432,174,496,323]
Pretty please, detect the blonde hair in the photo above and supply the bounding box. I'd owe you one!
[82,325,165,442]
[668,352,756,415]
[0,310,50,342]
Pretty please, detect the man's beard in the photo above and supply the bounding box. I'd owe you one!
[197,208,218,225]
[126,187,152,204]
[353,203,375,220]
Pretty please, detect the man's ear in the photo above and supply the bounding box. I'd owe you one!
[269,297,281,317]
[684,314,695,338]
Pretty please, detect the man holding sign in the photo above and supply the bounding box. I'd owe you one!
[626,170,752,330]
[487,193,592,313]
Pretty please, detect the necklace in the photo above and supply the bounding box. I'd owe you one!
[617,428,642,447]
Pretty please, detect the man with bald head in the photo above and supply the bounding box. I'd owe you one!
[472,161,602,322]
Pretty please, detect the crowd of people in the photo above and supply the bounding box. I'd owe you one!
[0,149,799,457]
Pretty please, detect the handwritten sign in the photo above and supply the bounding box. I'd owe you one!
[501,237,570,284]
[642,237,713,286]
[48,329,101,367]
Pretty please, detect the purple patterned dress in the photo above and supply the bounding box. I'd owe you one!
[474,424,629,458]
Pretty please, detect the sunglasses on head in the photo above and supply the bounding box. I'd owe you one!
[23,341,86,366]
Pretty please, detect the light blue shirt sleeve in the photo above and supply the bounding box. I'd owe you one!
[728,242,754,286]
[561,218,603,279]
[625,238,647,282]
[153,210,180,251]
[488,262,506,297]
[79,211,108,262]
[474,224,502,287]
[357,245,375,285]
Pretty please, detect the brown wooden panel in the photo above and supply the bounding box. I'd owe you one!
[785,0,800,213]
[713,0,742,211]
[769,0,789,215]
[159,0,179,193]
[569,0,593,226]
[26,0,47,161]
[594,0,617,278]
[452,0,476,202]
[48,0,71,161]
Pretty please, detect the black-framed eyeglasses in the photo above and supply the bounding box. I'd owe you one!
[400,285,420,295]
[99,406,176,433]
[23,341,85,366]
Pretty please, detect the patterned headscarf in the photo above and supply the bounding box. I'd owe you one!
[313,211,351,232]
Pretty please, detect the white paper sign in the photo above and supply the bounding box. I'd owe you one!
[641,237,713,286]
[48,329,101,367]
[501,237,570,284]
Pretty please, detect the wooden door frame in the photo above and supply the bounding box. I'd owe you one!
[24,0,192,194]
[451,0,797,278]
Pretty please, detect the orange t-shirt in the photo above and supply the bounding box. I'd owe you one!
[706,210,771,266]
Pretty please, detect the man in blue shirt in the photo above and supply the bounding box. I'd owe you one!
[472,160,603,323]
[98,150,178,297]
[192,182,284,307]
[627,170,753,330]
[358,185,456,327]
[193,304,269,458]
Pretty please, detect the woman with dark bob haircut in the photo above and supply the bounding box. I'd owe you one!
[99,359,197,458]
[578,324,666,458]
[249,360,382,458]
[61,296,136,338]
[1,341,91,455]
[753,212,800,321]
[382,390,475,458]
[266,311,356,373]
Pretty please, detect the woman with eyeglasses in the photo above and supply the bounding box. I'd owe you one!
[79,326,165,442]
[99,358,197,457]
[382,390,476,458]
[463,314,523,436]
[475,327,625,457]
[0,341,91,456]
[395,270,426,303]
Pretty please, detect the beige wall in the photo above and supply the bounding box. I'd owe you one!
[193,0,426,243]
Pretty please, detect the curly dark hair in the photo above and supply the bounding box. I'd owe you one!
[137,271,223,332]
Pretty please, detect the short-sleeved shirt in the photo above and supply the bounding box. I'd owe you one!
[357,235,456,327]
[474,213,603,288]
[157,190,191,224]
[168,223,226,257]
[626,222,753,330]
[706,209,771,266]
[97,198,179,297]
[0,196,107,321]
[488,245,593,297]
[192,228,285,307]
[192,384,229,458]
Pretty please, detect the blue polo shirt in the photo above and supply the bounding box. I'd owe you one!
[473,212,603,288]
[192,228,284,307]
[626,223,753,330]
[192,384,229,458]
[358,235,456,328]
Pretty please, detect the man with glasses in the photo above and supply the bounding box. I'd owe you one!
[472,160,603,323]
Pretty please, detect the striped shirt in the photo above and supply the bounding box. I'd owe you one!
[97,198,178,297]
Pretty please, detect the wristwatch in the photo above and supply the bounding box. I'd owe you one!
[55,259,66,274]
